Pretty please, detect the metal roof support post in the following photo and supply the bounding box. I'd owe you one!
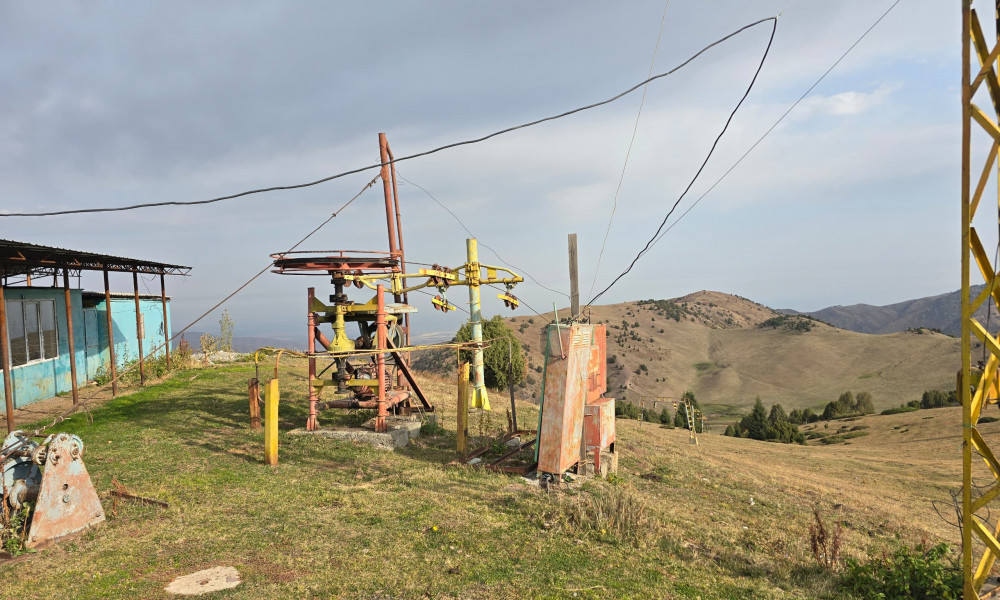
[63,269,80,405]
[133,272,145,385]
[1,284,15,432]
[160,273,170,370]
[103,269,117,397]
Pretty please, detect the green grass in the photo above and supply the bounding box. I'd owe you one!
[0,360,952,599]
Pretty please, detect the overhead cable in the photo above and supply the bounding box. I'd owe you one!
[3,17,777,218]
[647,0,902,251]
[590,0,672,300]
[587,17,778,307]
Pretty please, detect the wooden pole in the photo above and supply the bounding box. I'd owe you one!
[457,362,470,455]
[1,284,15,432]
[63,269,80,405]
[568,233,580,319]
[248,378,261,430]
[133,272,145,385]
[103,269,117,397]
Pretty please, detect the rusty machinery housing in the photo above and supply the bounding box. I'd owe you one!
[271,249,432,433]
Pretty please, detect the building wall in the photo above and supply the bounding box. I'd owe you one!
[0,287,170,409]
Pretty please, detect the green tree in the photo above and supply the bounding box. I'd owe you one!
[742,397,769,440]
[856,391,875,414]
[768,403,788,427]
[454,315,525,389]
[659,406,672,426]
[219,309,234,352]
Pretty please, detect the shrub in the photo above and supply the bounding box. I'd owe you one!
[454,315,526,389]
[841,542,961,599]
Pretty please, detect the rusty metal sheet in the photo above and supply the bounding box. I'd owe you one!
[26,433,105,549]
[537,324,592,475]
[585,396,615,452]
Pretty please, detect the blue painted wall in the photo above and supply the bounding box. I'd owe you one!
[0,288,171,409]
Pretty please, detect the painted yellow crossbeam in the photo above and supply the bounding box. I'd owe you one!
[971,141,998,220]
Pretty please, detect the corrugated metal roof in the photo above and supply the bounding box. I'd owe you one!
[0,239,191,277]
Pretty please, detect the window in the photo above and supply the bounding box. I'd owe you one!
[4,300,59,369]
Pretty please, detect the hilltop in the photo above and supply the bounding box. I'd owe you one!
[417,290,961,423]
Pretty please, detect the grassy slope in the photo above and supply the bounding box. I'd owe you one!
[0,361,966,599]
[504,292,960,421]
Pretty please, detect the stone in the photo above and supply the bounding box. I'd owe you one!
[165,566,241,596]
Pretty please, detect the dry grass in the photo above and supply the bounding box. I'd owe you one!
[499,293,960,419]
[0,358,971,599]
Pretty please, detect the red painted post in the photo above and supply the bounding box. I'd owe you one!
[0,283,15,432]
[306,287,318,431]
[378,133,399,259]
[133,272,145,385]
[103,269,117,397]
[375,285,388,433]
[160,273,170,370]
[63,270,80,405]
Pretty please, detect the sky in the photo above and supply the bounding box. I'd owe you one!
[0,0,971,342]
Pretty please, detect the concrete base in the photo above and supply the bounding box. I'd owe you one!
[289,414,435,451]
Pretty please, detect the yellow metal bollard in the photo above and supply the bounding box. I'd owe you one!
[457,362,469,455]
[264,378,279,465]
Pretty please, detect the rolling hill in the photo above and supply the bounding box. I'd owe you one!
[415,290,963,424]
[783,283,990,336]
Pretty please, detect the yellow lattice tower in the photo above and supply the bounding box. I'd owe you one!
[963,2,1000,596]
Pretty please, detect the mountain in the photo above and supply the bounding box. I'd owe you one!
[413,290,961,419]
[783,284,988,336]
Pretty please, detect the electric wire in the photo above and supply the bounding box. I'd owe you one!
[646,0,902,251]
[0,176,381,460]
[396,173,570,300]
[2,17,777,218]
[587,17,778,308]
[589,0,671,300]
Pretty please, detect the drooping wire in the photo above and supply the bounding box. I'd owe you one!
[2,17,777,218]
[589,0,671,300]
[646,0,902,252]
[587,17,778,307]
[396,172,570,300]
[0,176,381,460]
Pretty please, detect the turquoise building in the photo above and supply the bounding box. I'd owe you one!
[0,240,189,426]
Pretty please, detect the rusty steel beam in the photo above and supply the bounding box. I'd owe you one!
[102,270,117,397]
[307,287,319,431]
[386,338,431,410]
[378,133,399,260]
[385,139,412,375]
[63,270,80,405]
[1,284,14,432]
[160,273,170,369]
[132,272,145,385]
[320,391,410,410]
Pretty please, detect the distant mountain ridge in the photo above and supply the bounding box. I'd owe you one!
[781,284,988,336]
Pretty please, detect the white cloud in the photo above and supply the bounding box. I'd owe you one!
[793,84,898,118]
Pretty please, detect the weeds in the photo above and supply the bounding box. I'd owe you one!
[841,541,961,599]
[546,486,653,545]
[0,500,31,556]
[809,509,842,570]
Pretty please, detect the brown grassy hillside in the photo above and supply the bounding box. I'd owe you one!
[419,291,962,424]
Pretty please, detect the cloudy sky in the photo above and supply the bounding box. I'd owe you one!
[0,0,967,340]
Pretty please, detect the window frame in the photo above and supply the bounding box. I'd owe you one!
[3,299,60,370]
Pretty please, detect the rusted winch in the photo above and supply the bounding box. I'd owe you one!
[1,431,105,549]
